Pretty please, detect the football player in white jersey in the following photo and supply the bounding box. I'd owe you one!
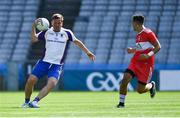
[21,13,95,108]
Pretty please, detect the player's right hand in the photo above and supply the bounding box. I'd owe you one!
[34,18,41,26]
[127,47,136,54]
[87,52,95,61]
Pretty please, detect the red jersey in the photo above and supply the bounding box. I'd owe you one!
[131,27,158,65]
[128,27,158,84]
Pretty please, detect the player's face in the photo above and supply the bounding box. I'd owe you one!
[132,21,138,32]
[51,18,63,31]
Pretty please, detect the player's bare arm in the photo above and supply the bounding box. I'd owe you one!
[151,39,161,54]
[138,40,161,61]
[73,39,95,61]
[31,20,39,43]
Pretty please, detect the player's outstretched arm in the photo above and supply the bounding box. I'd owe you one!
[73,39,95,61]
[31,20,39,43]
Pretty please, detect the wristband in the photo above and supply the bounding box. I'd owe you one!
[147,51,154,57]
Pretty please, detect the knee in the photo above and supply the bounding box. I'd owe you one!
[27,75,37,84]
[47,79,58,89]
[51,81,57,87]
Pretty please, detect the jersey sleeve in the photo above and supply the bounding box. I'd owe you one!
[37,30,47,41]
[147,32,158,44]
[65,30,78,42]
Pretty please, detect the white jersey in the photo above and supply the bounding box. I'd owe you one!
[37,27,77,65]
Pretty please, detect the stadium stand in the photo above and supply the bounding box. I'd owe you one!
[69,0,180,65]
[0,0,39,63]
[0,0,180,66]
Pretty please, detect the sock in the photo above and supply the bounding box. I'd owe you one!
[25,98,30,103]
[119,94,126,103]
[33,97,40,102]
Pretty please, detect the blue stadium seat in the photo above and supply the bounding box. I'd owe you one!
[67,0,179,65]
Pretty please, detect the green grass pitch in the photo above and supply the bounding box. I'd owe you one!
[0,91,180,117]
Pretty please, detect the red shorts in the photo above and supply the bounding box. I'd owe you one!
[127,61,154,84]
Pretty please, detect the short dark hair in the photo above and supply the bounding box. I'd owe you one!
[132,15,144,24]
[51,13,64,21]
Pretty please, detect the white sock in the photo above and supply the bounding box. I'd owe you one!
[119,94,126,103]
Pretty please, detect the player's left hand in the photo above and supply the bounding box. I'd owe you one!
[87,52,95,61]
[138,54,150,61]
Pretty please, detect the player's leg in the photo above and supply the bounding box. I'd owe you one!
[29,64,62,108]
[21,60,48,108]
[137,81,152,94]
[25,75,38,102]
[29,77,58,108]
[21,74,38,108]
[36,77,58,100]
[117,69,134,108]
[137,81,156,98]
[136,65,156,98]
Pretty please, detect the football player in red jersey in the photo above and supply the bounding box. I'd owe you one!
[117,15,161,108]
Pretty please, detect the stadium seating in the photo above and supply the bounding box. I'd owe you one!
[0,0,39,62]
[0,0,180,66]
[66,0,180,65]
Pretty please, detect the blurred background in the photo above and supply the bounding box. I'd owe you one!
[0,0,180,91]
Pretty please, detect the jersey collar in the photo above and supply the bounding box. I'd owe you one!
[50,27,62,32]
[138,25,146,34]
